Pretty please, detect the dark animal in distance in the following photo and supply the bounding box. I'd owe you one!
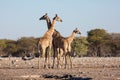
[22,55,34,61]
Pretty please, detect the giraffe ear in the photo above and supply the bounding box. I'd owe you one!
[45,13,47,15]
[55,14,58,17]
[75,28,78,30]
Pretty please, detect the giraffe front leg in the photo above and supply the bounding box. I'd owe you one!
[57,48,63,69]
[64,54,67,69]
[42,49,47,69]
[52,48,56,68]
[57,54,60,69]
[48,46,52,69]
[68,47,72,69]
[59,49,64,68]
[69,55,72,69]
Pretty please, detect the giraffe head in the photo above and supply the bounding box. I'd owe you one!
[39,13,49,20]
[73,28,81,34]
[53,14,62,22]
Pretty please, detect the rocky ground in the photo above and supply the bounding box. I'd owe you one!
[0,57,120,80]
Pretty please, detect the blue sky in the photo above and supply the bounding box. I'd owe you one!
[0,0,120,40]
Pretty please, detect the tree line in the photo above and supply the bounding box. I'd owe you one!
[0,29,120,57]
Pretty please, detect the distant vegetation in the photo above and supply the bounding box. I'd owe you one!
[0,28,120,57]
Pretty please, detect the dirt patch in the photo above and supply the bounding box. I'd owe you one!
[0,57,120,80]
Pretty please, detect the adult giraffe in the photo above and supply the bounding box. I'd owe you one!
[39,13,64,68]
[38,14,62,69]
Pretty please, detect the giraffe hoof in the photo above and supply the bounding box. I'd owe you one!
[48,66,51,69]
[43,65,47,69]
[51,66,55,69]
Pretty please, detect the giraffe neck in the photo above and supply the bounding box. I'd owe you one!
[45,17,63,38]
[46,18,51,29]
[49,19,56,33]
[51,19,56,28]
[43,19,56,38]
[67,32,76,43]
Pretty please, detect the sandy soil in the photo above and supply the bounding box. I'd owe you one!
[0,57,120,80]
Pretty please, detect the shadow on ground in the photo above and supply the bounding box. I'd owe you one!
[42,74,92,80]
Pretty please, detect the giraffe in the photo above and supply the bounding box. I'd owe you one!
[39,13,64,68]
[39,13,81,69]
[38,14,62,69]
[57,28,81,69]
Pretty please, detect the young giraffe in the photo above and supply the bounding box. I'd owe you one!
[38,14,62,69]
[57,28,81,69]
[39,13,64,68]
